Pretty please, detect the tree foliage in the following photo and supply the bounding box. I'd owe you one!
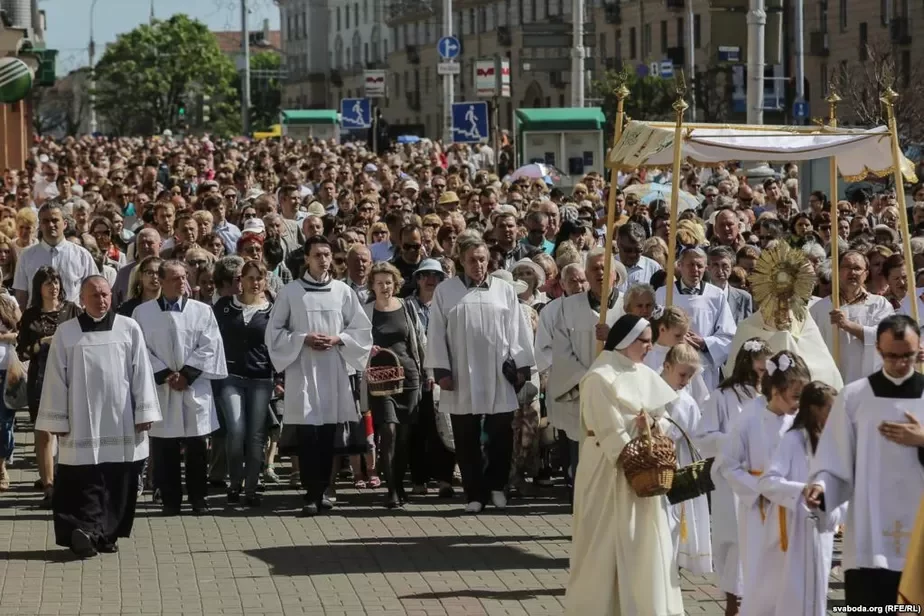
[93,14,238,136]
[592,70,675,139]
[831,40,924,146]
[234,51,282,133]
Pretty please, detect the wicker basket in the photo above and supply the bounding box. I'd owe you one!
[366,348,405,397]
[618,412,677,498]
[665,416,716,505]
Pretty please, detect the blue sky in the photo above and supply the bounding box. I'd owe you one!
[39,0,281,75]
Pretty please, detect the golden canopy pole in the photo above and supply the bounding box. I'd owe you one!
[664,78,689,308]
[597,72,630,353]
[827,90,842,372]
[881,88,921,351]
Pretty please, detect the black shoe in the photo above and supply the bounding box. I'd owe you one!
[319,496,333,511]
[191,500,211,516]
[98,542,118,554]
[162,505,181,517]
[242,493,262,507]
[301,503,319,517]
[209,479,227,490]
[70,529,97,558]
[396,489,409,505]
[226,490,240,504]
[152,489,162,505]
[438,485,455,499]
[33,479,43,491]
[385,493,403,509]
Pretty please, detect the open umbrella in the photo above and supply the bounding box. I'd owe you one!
[622,183,701,212]
[509,163,567,184]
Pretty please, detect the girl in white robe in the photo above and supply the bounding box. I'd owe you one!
[699,337,772,612]
[660,343,712,575]
[757,381,845,616]
[715,350,812,616]
[645,306,709,406]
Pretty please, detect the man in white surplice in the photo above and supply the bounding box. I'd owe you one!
[266,236,372,517]
[534,263,588,374]
[133,260,227,516]
[548,248,624,489]
[806,314,924,608]
[37,276,160,558]
[426,234,535,514]
[809,250,894,385]
[655,247,735,389]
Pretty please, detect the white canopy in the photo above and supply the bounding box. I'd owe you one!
[607,121,918,183]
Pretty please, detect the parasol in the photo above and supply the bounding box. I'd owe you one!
[622,183,701,212]
[509,163,566,184]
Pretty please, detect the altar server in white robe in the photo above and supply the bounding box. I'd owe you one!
[660,343,712,575]
[645,305,710,407]
[37,276,161,558]
[655,247,735,390]
[700,338,771,611]
[534,263,588,374]
[757,381,844,616]
[426,233,535,513]
[133,260,227,516]
[806,314,924,607]
[566,315,683,616]
[715,350,811,616]
[547,249,622,466]
[266,236,372,517]
[809,250,893,385]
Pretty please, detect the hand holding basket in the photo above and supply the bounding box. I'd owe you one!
[365,347,405,397]
[617,411,677,498]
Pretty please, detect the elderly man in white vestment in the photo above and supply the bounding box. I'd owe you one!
[36,276,161,558]
[547,249,623,489]
[426,234,535,514]
[266,236,372,517]
[809,250,893,385]
[133,260,228,516]
[566,314,683,616]
[807,314,924,608]
[534,263,588,375]
[655,247,735,390]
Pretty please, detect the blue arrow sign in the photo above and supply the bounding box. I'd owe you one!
[340,98,371,129]
[438,36,461,60]
[451,101,489,144]
[793,100,809,119]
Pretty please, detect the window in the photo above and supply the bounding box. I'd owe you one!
[336,7,341,31]
[616,29,622,59]
[677,18,684,46]
[470,9,476,34]
[629,27,637,59]
[394,73,400,93]
[880,0,888,26]
[363,0,369,23]
[694,14,701,47]
[821,63,828,95]
[859,22,868,60]
[661,21,668,52]
[599,33,607,58]
[644,23,652,56]
[286,15,293,40]
[364,42,369,63]
[345,6,350,29]
[355,3,359,27]
[839,0,847,31]
[819,0,828,33]
[901,50,911,86]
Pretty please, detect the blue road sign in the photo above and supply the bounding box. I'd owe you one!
[438,36,461,60]
[636,64,649,77]
[793,100,809,119]
[340,98,371,129]
[660,61,674,78]
[451,101,489,144]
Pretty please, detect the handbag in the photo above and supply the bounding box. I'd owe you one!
[4,352,28,411]
[664,416,716,505]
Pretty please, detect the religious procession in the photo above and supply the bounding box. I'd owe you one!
[1,79,924,616]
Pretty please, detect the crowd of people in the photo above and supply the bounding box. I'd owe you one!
[1,133,922,614]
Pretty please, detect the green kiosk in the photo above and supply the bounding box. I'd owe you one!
[280,110,340,143]
[514,108,606,188]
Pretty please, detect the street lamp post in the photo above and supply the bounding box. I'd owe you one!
[89,0,99,135]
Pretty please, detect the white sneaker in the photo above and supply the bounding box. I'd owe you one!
[464,501,484,513]
[491,490,507,510]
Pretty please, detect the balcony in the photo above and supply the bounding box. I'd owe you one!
[809,31,829,56]
[385,0,437,26]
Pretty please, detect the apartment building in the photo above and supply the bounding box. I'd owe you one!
[279,0,331,109]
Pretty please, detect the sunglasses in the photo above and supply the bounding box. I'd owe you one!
[403,243,422,251]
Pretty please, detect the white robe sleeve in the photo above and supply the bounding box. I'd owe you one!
[808,389,856,512]
[580,371,631,463]
[704,295,736,368]
[184,309,228,380]
[35,329,70,434]
[129,321,163,425]
[424,287,451,373]
[547,308,592,401]
[698,390,729,458]
[758,432,805,512]
[507,288,536,369]
[132,306,170,374]
[861,298,894,344]
[337,288,373,373]
[534,301,560,373]
[265,289,308,373]
[716,410,761,508]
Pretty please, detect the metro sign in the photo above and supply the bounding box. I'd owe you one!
[475,59,511,98]
[363,70,386,98]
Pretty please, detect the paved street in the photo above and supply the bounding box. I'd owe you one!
[0,424,845,616]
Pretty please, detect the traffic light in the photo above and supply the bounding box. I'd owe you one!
[177,102,186,118]
[202,94,211,124]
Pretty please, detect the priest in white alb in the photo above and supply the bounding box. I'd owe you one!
[547,248,624,477]
[426,233,535,514]
[133,260,227,516]
[655,247,735,390]
[809,250,894,385]
[806,314,924,607]
[37,276,161,558]
[266,236,372,517]
[566,314,683,616]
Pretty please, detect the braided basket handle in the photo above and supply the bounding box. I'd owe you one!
[664,415,705,463]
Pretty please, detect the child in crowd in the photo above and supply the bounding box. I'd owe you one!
[645,305,709,406]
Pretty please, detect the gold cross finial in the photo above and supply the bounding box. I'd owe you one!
[825,83,841,106]
[673,70,689,113]
[881,87,899,107]
[614,66,631,100]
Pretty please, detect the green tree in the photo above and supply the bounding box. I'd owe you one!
[236,52,282,133]
[592,70,676,142]
[93,14,238,136]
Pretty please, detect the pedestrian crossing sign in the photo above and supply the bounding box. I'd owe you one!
[340,98,372,129]
[451,101,489,144]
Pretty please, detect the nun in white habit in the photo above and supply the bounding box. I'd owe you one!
[566,314,683,616]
